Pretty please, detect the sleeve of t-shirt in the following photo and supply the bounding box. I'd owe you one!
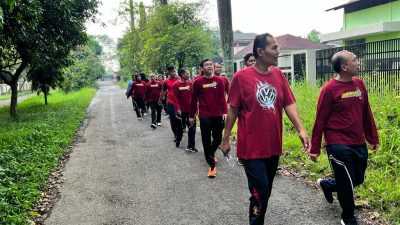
[281,74,296,107]
[224,77,230,95]
[360,81,379,145]
[227,73,241,108]
[310,85,333,155]
[173,83,181,112]
[189,81,199,118]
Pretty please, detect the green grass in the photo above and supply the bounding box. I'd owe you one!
[0,88,96,225]
[281,84,400,225]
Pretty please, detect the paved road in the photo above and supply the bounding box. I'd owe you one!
[46,81,359,225]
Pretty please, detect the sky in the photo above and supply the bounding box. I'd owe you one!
[86,0,349,41]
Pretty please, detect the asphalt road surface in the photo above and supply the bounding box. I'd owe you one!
[46,81,363,225]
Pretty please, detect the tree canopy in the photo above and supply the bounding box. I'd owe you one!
[118,1,219,79]
[0,0,99,116]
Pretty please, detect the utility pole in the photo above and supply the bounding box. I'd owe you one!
[217,0,234,77]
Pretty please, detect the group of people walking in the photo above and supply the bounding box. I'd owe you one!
[126,33,379,225]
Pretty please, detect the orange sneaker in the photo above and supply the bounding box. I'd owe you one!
[208,167,217,178]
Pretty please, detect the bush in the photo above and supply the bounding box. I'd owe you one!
[0,88,95,224]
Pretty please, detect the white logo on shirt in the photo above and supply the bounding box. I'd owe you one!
[256,81,276,110]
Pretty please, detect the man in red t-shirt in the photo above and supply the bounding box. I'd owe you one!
[173,68,198,152]
[244,53,256,68]
[146,74,163,129]
[213,63,230,96]
[189,59,227,178]
[310,50,379,225]
[131,74,147,120]
[162,66,180,144]
[220,33,310,225]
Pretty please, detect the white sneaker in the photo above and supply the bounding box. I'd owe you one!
[157,122,162,126]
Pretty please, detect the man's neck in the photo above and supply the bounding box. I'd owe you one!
[335,73,353,82]
[204,73,213,79]
[255,61,273,74]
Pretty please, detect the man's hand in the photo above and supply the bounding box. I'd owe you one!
[219,137,231,156]
[298,129,311,152]
[176,110,182,119]
[189,117,195,127]
[370,144,379,151]
[307,152,319,161]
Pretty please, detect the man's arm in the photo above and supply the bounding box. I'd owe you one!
[361,83,379,150]
[284,103,311,152]
[220,106,239,154]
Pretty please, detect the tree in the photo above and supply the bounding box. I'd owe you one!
[217,0,233,77]
[62,37,105,93]
[307,29,321,43]
[0,0,99,117]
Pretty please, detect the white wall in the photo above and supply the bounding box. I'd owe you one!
[0,82,31,96]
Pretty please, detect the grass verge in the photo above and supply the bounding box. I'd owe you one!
[0,88,96,224]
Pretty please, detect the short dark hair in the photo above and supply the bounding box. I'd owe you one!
[244,53,254,63]
[178,68,187,76]
[252,33,273,58]
[331,53,347,73]
[199,58,212,68]
[166,65,175,72]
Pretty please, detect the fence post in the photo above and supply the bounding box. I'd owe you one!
[306,50,317,85]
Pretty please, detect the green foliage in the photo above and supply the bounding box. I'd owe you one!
[307,29,321,43]
[281,83,400,224]
[61,37,105,92]
[0,0,99,116]
[0,88,95,224]
[118,1,217,80]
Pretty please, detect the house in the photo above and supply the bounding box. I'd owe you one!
[233,34,328,84]
[321,0,400,44]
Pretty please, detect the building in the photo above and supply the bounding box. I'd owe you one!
[321,0,400,44]
[233,34,328,84]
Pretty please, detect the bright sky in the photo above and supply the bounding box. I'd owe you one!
[86,0,349,41]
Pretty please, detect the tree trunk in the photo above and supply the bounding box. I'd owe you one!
[129,0,135,31]
[159,0,167,5]
[44,91,48,105]
[8,61,28,117]
[10,82,18,118]
[217,0,234,78]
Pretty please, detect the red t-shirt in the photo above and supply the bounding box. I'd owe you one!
[132,81,147,99]
[163,77,179,106]
[216,75,230,95]
[146,80,162,102]
[229,66,295,159]
[173,79,193,113]
[310,78,379,155]
[190,76,227,118]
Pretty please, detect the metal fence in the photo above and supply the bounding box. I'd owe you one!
[316,38,400,95]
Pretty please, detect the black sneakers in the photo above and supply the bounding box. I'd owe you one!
[185,147,198,153]
[317,178,334,203]
[150,123,157,129]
